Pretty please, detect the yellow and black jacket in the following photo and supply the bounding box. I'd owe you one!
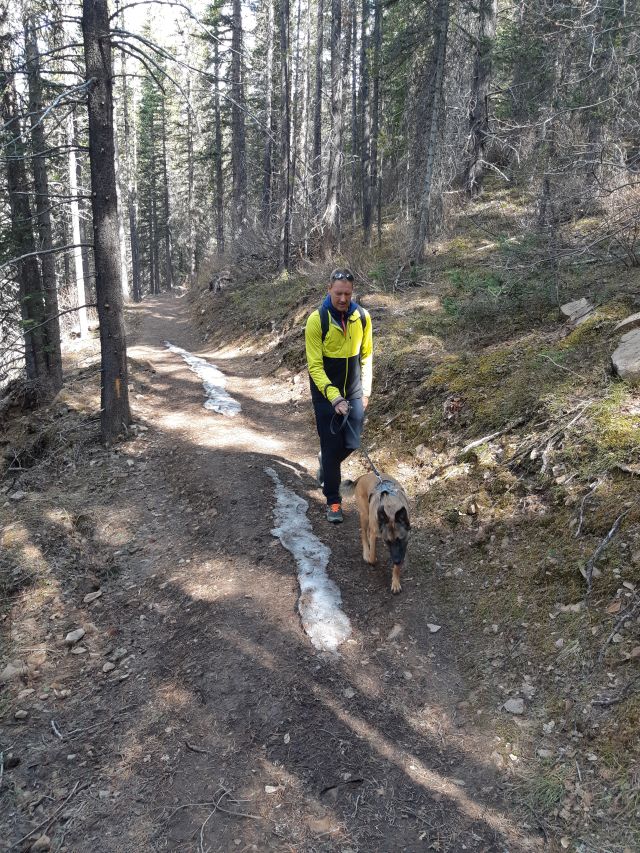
[305,297,373,405]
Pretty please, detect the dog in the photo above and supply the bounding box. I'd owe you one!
[341,472,410,594]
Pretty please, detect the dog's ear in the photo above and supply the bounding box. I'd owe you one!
[395,506,410,529]
[377,505,389,528]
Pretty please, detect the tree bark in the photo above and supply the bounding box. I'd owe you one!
[414,0,450,260]
[24,16,63,394]
[230,0,247,235]
[82,0,131,443]
[121,45,141,301]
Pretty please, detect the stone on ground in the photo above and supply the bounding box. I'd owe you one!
[560,297,594,326]
[611,328,640,384]
[613,311,640,334]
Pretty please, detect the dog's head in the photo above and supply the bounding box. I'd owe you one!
[377,501,410,565]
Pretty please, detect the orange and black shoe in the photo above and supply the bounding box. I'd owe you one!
[326,503,343,524]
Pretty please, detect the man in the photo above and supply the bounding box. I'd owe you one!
[305,268,373,523]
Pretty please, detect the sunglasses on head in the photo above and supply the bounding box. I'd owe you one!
[331,270,354,282]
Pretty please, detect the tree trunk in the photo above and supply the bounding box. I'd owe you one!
[230,0,247,235]
[324,0,343,248]
[414,0,450,260]
[161,97,174,289]
[312,0,324,209]
[112,96,130,299]
[121,49,141,302]
[213,35,225,255]
[24,16,63,394]
[82,0,131,443]
[1,64,51,393]
[262,0,275,226]
[66,112,89,335]
[350,0,358,226]
[464,0,497,195]
[360,0,371,241]
[369,0,382,246]
[279,0,292,270]
[186,74,196,281]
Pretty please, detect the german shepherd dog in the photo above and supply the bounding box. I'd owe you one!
[341,472,410,594]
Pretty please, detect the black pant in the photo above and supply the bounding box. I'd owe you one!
[313,396,364,505]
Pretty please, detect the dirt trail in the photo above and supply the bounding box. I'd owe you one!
[2,294,542,852]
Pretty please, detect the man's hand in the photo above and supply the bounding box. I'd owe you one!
[362,396,369,410]
[333,398,349,416]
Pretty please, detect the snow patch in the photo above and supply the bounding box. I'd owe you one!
[165,342,241,416]
[265,467,351,654]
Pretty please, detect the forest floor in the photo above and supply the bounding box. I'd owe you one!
[2,195,640,853]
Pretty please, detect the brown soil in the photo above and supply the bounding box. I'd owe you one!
[1,293,543,852]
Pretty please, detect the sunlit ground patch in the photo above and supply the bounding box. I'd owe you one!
[265,467,351,654]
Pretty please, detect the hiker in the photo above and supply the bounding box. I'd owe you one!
[305,268,373,523]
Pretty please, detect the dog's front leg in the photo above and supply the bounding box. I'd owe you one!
[367,524,377,565]
[391,564,402,594]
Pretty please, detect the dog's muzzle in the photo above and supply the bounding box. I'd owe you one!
[388,538,407,566]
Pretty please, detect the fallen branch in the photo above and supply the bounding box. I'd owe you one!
[9,781,85,851]
[575,480,600,538]
[597,594,640,664]
[458,416,527,459]
[539,354,587,381]
[583,510,629,596]
[185,740,209,755]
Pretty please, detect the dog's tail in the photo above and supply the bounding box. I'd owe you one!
[339,479,357,499]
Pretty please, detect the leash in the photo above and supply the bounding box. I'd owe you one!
[330,402,383,482]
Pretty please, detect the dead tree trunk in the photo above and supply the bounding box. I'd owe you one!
[24,17,63,394]
[370,0,382,245]
[82,0,131,443]
[66,112,89,333]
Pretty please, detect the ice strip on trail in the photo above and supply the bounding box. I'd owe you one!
[165,342,241,416]
[265,467,352,654]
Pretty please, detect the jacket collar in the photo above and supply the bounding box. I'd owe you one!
[322,293,357,325]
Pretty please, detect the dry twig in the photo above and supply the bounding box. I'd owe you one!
[597,594,640,663]
[592,674,640,707]
[583,510,629,595]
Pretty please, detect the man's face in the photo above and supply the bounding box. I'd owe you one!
[328,279,353,312]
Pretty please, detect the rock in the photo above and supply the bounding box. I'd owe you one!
[30,836,51,852]
[560,297,594,326]
[83,590,103,604]
[536,748,554,759]
[427,623,442,633]
[503,698,525,715]
[343,687,356,699]
[613,311,640,334]
[64,628,85,645]
[9,490,26,501]
[111,647,128,662]
[102,662,116,673]
[387,623,403,640]
[14,709,29,720]
[611,328,640,385]
[0,661,27,683]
